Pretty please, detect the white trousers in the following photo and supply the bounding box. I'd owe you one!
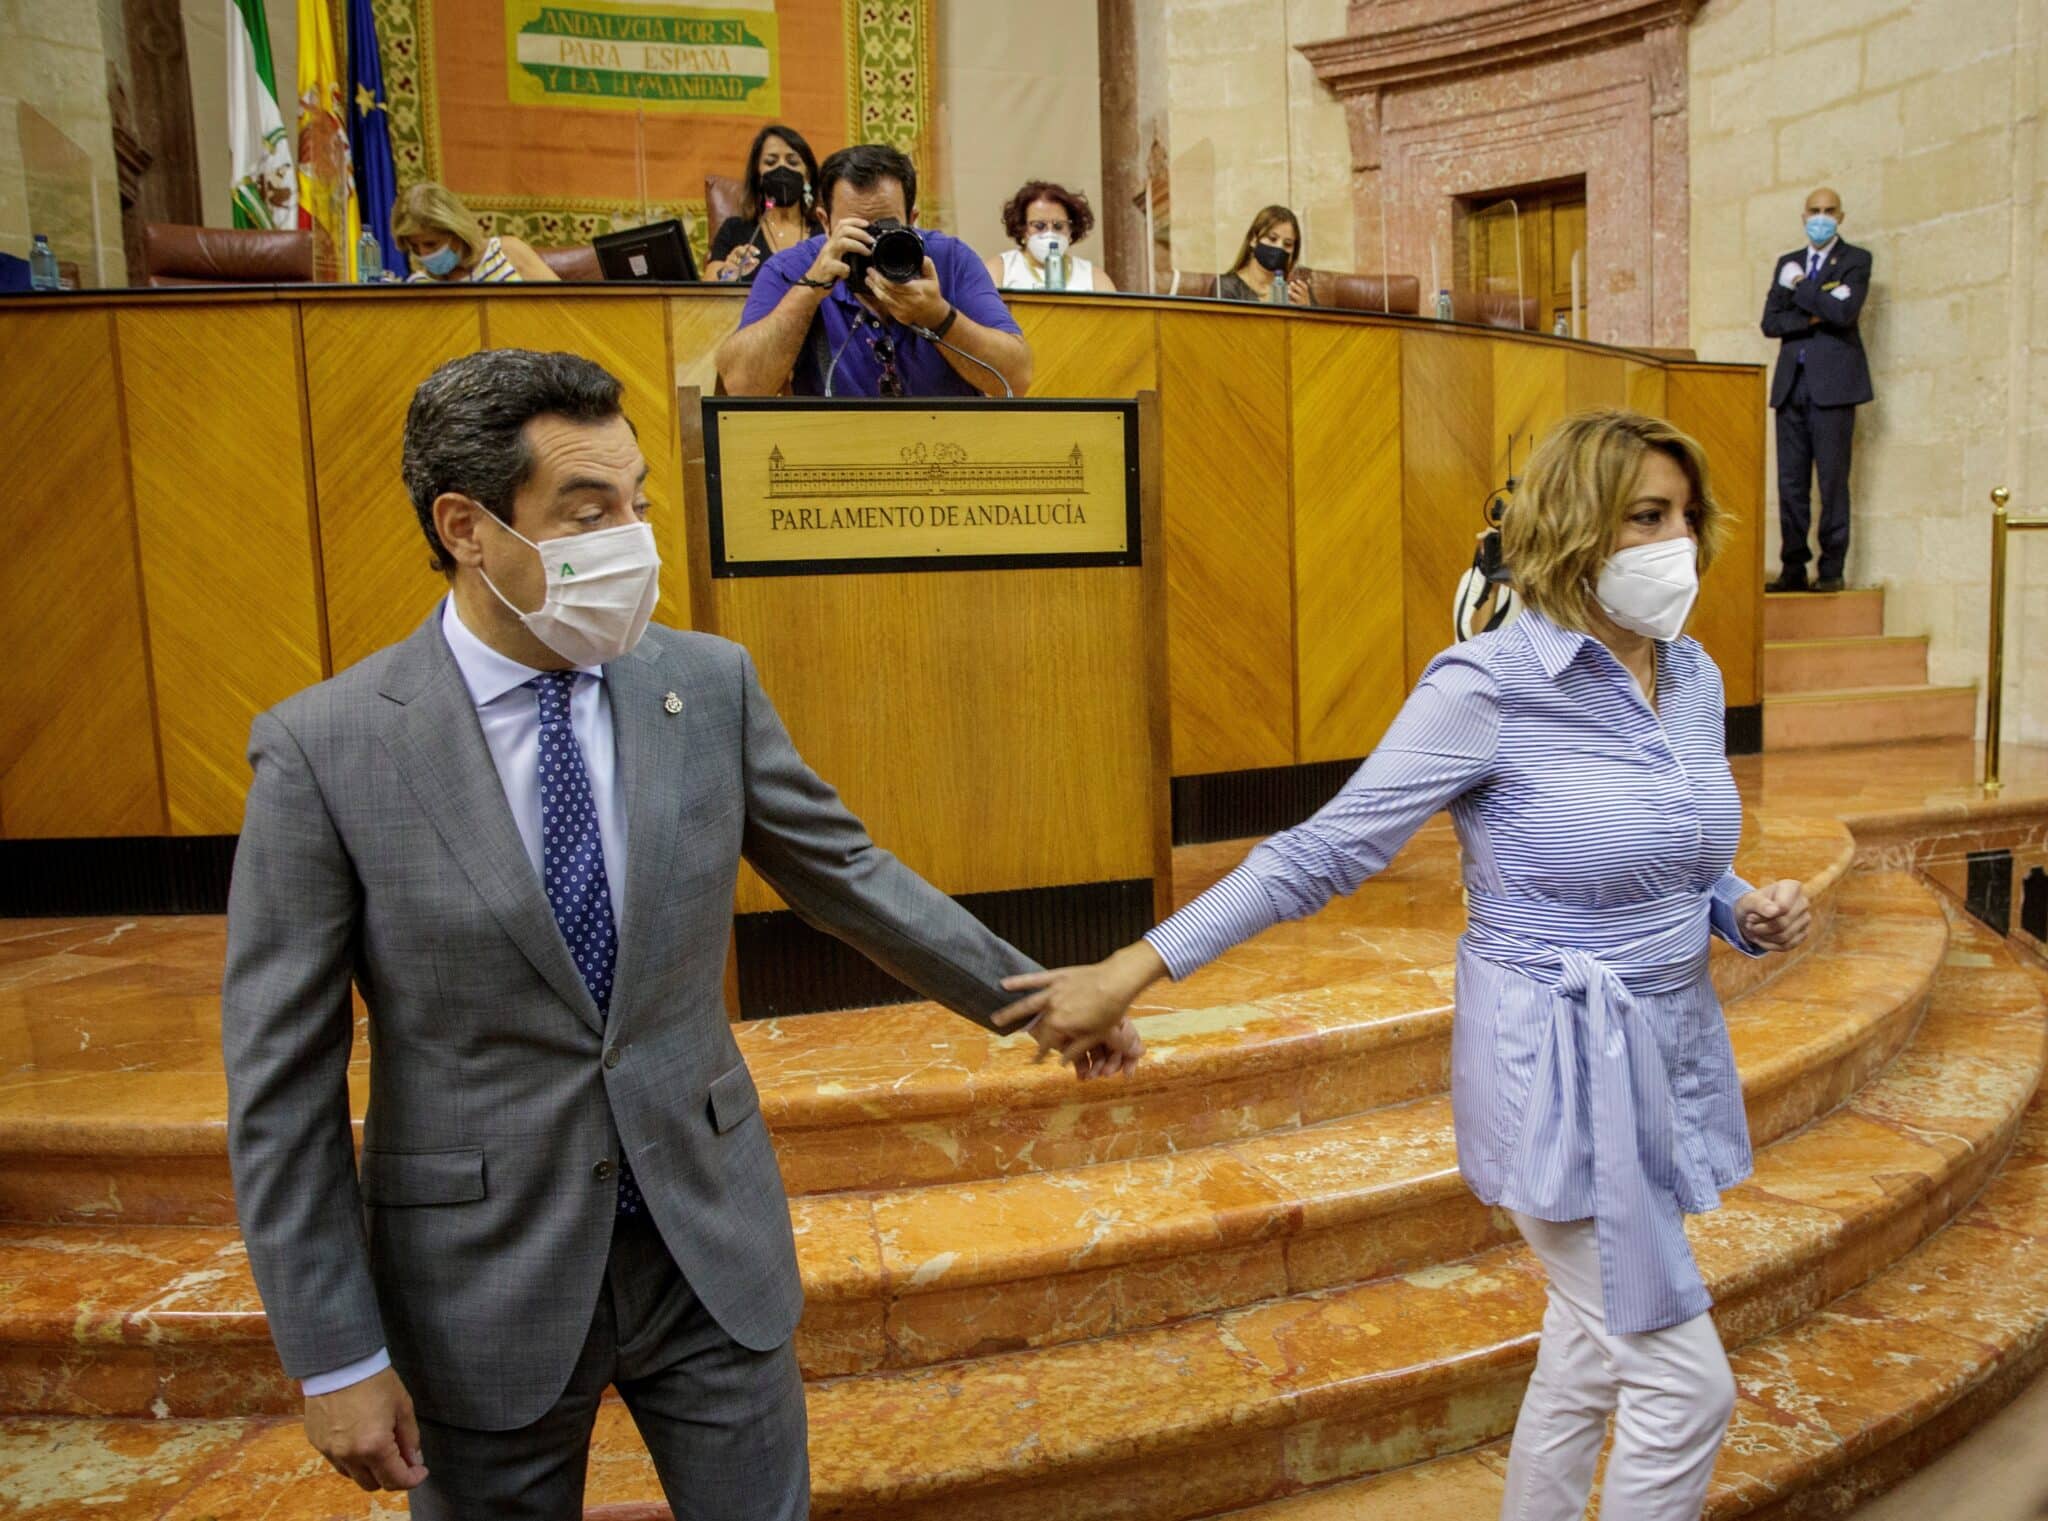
[1499,1211,1736,1521]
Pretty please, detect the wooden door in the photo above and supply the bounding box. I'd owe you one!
[1460,182,1587,334]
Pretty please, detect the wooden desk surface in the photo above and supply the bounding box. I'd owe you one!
[0,284,1763,843]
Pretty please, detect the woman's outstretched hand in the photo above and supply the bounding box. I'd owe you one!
[994,941,1169,1075]
[1735,878,1811,952]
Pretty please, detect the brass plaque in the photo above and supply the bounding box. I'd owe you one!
[704,399,1139,576]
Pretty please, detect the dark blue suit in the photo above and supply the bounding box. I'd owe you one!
[1761,238,1873,584]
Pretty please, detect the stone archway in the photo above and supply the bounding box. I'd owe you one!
[1302,0,1704,349]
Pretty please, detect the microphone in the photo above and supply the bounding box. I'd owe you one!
[822,311,866,398]
[911,320,1015,399]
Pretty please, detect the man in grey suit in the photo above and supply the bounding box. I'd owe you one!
[222,348,1142,1518]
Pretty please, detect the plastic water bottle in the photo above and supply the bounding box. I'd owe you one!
[1043,238,1067,292]
[1553,312,1571,337]
[1435,289,1453,321]
[29,234,60,292]
[357,229,383,284]
[1268,269,1288,306]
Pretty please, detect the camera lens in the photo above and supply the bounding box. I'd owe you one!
[869,220,925,283]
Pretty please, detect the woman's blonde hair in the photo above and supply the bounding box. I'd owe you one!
[1503,408,1729,632]
[391,182,487,264]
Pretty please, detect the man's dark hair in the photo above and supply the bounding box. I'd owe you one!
[401,349,625,574]
[816,143,917,218]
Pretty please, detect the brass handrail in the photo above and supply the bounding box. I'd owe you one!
[1986,485,2048,794]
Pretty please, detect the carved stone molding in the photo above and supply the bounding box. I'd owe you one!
[1346,89,1384,171]
[1302,0,1708,346]
[1302,0,1703,96]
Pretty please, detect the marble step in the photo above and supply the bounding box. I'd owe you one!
[0,867,1913,1417]
[1224,1082,2048,1521]
[1763,634,1929,695]
[0,817,1854,1226]
[1764,588,1885,643]
[0,900,2031,1519]
[1765,685,1979,752]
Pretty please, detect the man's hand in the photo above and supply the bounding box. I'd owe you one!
[861,256,951,331]
[1073,1016,1146,1081]
[995,941,1167,1065]
[804,216,875,288]
[1735,879,1811,953]
[304,1366,428,1492]
[1780,262,1803,289]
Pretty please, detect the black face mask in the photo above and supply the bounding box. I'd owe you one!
[1252,241,1291,273]
[760,167,806,209]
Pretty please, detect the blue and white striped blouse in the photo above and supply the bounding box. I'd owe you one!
[1147,610,1763,1335]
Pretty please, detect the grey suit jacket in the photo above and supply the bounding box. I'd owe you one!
[222,611,1037,1430]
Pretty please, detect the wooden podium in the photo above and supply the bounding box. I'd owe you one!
[681,391,1172,1018]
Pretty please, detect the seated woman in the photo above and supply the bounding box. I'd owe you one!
[706,124,825,282]
[393,182,557,283]
[1218,205,1310,305]
[984,181,1115,292]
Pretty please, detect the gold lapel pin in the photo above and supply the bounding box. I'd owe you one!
[663,692,683,715]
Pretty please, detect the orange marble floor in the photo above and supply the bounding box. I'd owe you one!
[0,737,2044,1520]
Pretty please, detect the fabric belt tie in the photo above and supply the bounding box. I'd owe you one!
[1463,889,1720,1334]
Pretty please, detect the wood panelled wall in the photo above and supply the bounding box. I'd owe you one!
[0,287,1763,840]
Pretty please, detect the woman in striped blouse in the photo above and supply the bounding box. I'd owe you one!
[392,182,559,285]
[998,409,1812,1520]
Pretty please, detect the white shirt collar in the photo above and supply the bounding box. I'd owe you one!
[1805,237,1838,261]
[439,595,604,709]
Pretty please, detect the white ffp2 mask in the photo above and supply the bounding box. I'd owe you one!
[1026,232,1065,264]
[1595,538,1699,641]
[479,517,661,666]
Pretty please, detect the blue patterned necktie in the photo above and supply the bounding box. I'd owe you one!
[528,671,643,1216]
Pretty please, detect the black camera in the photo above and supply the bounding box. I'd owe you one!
[844,218,925,287]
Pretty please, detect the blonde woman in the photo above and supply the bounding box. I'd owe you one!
[392,182,558,284]
[994,409,1814,1521]
[1218,205,1309,305]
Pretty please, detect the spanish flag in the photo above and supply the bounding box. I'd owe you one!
[296,0,359,280]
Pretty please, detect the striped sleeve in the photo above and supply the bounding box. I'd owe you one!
[1146,650,1501,979]
[1709,871,1766,957]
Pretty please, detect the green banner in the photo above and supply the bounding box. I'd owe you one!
[505,1,780,114]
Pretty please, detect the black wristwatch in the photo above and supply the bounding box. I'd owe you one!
[929,303,959,340]
[795,275,835,290]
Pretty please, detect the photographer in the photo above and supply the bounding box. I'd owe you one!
[716,144,1034,398]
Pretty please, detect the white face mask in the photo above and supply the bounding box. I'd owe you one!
[1595,537,1699,641]
[479,516,661,666]
[1026,232,1065,264]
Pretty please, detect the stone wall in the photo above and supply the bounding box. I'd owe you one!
[1154,0,1356,282]
[934,0,1106,264]
[1690,0,2048,744]
[0,1,129,284]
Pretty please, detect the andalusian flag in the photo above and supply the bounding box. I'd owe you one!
[296,0,359,280]
[227,0,294,228]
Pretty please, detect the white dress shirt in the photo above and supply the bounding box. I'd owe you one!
[301,597,628,1398]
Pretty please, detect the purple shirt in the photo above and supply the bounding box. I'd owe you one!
[737,229,1020,397]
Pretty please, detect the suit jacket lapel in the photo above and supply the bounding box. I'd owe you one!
[604,638,688,1017]
[377,614,606,1035]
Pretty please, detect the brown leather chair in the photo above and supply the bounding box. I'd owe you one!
[141,222,313,287]
[535,244,602,281]
[1299,269,1422,315]
[1449,290,1539,330]
[1167,269,1218,298]
[704,174,747,236]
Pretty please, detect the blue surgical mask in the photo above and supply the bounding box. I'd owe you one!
[420,245,462,278]
[1805,214,1838,246]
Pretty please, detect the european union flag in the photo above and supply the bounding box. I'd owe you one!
[346,0,403,275]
